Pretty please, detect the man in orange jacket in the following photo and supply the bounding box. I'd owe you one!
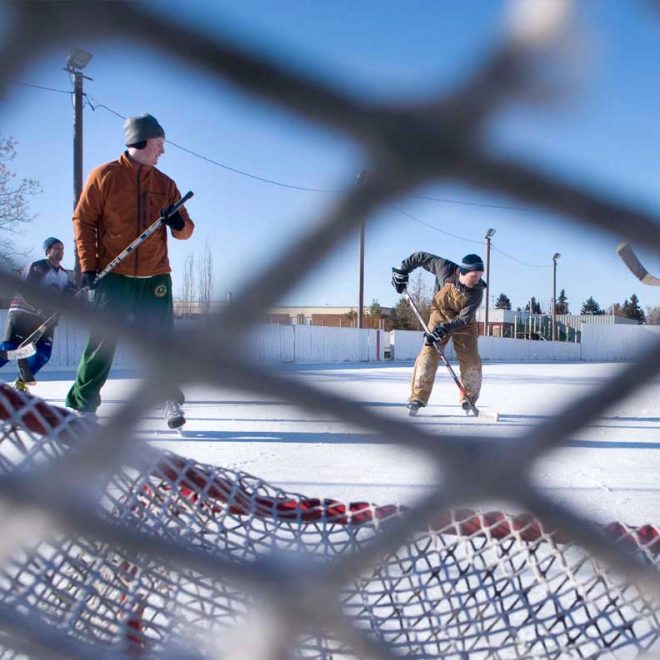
[65,114,194,429]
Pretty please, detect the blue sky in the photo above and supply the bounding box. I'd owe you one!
[2,0,659,314]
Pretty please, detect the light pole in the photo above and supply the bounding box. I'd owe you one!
[64,47,92,283]
[484,228,495,336]
[552,252,561,341]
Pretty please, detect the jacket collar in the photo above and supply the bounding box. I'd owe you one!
[119,151,156,172]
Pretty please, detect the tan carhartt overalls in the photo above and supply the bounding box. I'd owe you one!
[410,280,482,406]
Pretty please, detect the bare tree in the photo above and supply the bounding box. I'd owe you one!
[0,136,39,269]
[177,253,195,318]
[646,306,660,325]
[196,244,214,315]
[390,271,433,330]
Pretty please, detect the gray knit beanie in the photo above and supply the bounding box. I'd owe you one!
[43,237,63,253]
[123,114,165,146]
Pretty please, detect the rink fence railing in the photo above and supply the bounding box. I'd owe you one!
[2,310,655,370]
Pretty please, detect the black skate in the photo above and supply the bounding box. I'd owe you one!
[164,400,186,430]
[407,400,423,417]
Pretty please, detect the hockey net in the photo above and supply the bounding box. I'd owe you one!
[0,384,658,658]
[1,1,660,658]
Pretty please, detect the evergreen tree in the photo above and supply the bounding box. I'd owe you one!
[525,297,542,314]
[389,298,417,330]
[342,309,357,327]
[581,296,604,315]
[494,293,512,310]
[365,299,383,329]
[622,294,645,324]
[555,289,569,314]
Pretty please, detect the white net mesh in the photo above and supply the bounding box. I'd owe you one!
[0,384,657,658]
[1,2,660,657]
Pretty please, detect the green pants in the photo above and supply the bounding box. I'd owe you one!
[65,273,176,412]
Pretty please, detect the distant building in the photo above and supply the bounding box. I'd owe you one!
[266,306,393,329]
[174,301,393,328]
[477,309,637,340]
[173,300,228,318]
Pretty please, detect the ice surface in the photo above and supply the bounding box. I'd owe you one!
[15,361,659,526]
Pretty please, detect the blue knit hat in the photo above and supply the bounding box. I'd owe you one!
[459,254,484,273]
[43,237,63,253]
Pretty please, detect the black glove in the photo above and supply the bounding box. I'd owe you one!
[160,205,185,231]
[424,326,448,347]
[391,267,409,294]
[80,271,97,290]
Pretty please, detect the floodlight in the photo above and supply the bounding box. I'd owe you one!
[66,47,92,71]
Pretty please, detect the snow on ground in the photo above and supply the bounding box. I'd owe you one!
[11,361,659,526]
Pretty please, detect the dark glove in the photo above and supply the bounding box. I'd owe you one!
[80,271,97,290]
[160,205,185,231]
[424,326,448,347]
[391,267,409,294]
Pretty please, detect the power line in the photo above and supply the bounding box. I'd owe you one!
[11,81,71,94]
[392,205,552,268]
[391,204,483,245]
[412,193,528,212]
[19,81,554,268]
[86,97,339,193]
[492,245,552,268]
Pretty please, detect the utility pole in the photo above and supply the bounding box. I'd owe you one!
[484,228,495,336]
[64,47,93,284]
[356,170,368,329]
[552,252,561,341]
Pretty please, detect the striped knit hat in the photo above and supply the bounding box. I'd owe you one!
[459,254,485,273]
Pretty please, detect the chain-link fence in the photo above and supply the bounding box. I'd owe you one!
[0,1,658,657]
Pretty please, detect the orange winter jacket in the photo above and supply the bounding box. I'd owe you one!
[73,152,194,276]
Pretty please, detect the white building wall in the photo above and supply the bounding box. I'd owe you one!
[580,324,660,361]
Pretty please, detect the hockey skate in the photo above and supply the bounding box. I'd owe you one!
[407,400,423,417]
[164,400,186,431]
[13,377,29,395]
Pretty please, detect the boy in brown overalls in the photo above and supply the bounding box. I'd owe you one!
[392,253,486,416]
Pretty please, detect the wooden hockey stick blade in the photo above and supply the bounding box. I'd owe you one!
[0,344,36,361]
[17,359,36,386]
[616,242,660,286]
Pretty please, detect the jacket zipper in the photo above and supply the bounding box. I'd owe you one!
[135,165,142,276]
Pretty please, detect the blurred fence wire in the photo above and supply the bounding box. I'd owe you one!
[0,0,658,657]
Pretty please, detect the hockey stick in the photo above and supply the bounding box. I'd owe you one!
[616,242,660,286]
[18,358,35,386]
[93,190,194,284]
[17,191,195,352]
[404,291,499,421]
[0,344,36,361]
